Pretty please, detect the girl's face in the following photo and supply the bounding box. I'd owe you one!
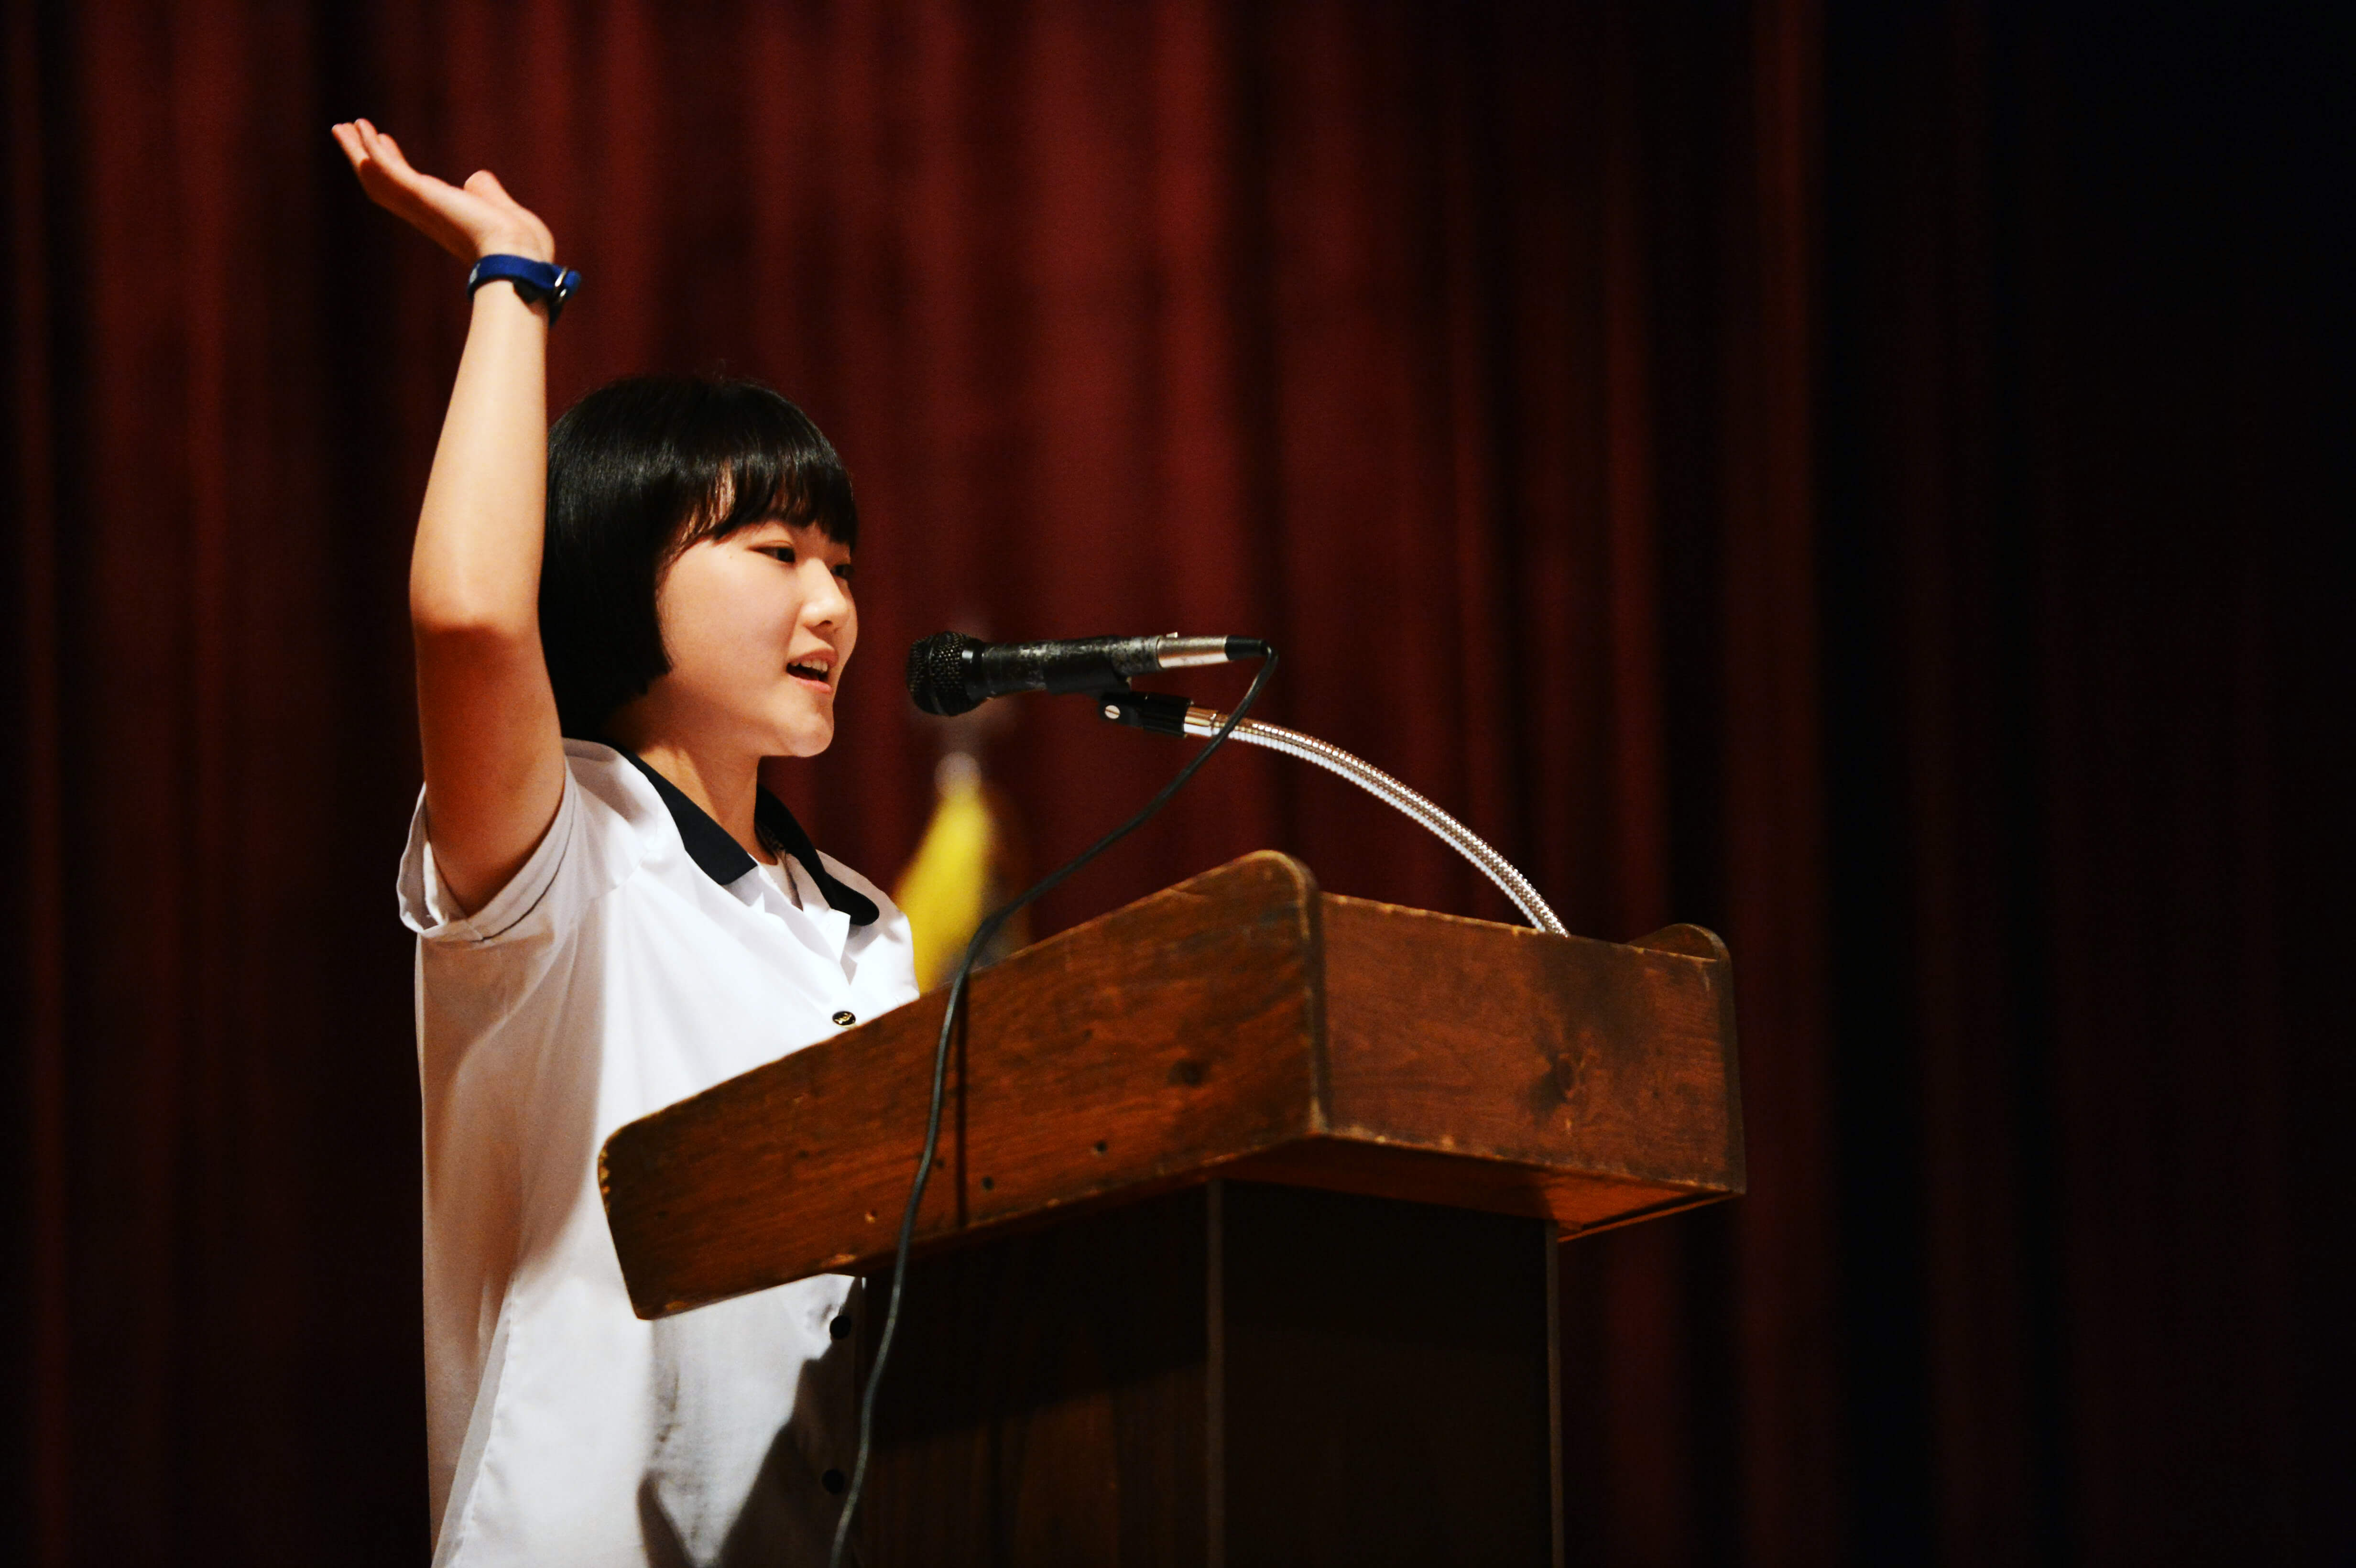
[631,516,856,761]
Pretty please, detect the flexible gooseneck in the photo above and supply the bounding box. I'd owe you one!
[1098,693,1567,936]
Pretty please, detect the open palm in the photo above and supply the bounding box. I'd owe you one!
[330,119,554,264]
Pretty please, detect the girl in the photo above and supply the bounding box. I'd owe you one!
[332,120,916,1566]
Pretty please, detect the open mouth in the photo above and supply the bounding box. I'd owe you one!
[787,660,833,686]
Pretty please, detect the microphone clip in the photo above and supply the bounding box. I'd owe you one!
[1094,689,1193,737]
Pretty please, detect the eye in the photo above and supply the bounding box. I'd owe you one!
[760,545,797,564]
[832,562,856,584]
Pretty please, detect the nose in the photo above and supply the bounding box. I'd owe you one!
[802,558,851,627]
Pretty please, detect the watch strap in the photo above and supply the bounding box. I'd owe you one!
[466,254,581,324]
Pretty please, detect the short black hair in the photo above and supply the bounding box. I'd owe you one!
[539,374,858,738]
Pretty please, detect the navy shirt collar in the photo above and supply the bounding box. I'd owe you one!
[614,750,879,927]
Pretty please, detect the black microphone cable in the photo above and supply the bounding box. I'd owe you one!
[826,645,1278,1568]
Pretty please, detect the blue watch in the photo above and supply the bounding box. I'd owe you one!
[466,254,580,323]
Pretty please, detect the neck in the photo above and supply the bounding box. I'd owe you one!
[624,740,770,863]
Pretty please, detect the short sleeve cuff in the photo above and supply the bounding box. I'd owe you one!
[397,770,579,943]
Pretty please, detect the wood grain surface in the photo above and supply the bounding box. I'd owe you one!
[854,1182,1560,1567]
[1322,897,1741,1185]
[601,852,1744,1318]
[600,852,1326,1318]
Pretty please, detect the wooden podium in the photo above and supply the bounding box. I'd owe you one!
[601,852,1743,1565]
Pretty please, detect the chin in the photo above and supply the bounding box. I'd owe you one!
[748,688,838,759]
[764,719,837,758]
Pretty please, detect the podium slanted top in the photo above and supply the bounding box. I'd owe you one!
[600,851,1743,1319]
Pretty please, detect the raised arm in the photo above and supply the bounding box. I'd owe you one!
[334,120,567,915]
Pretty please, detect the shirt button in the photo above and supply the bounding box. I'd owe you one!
[831,1010,856,1027]
[822,1468,847,1494]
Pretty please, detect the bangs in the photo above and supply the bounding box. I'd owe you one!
[668,389,860,555]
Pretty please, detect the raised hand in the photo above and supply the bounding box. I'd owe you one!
[330,119,554,265]
[332,120,568,915]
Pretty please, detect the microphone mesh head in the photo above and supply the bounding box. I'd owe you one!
[906,632,983,716]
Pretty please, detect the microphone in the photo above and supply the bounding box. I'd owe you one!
[905,632,1269,717]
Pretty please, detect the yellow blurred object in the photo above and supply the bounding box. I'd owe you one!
[894,753,1022,991]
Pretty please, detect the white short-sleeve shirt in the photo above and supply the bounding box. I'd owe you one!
[398,740,919,1567]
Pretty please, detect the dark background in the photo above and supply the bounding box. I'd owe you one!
[4,0,2347,1562]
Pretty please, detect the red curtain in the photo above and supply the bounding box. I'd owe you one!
[6,1,2343,1564]
[1818,5,2350,1562]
